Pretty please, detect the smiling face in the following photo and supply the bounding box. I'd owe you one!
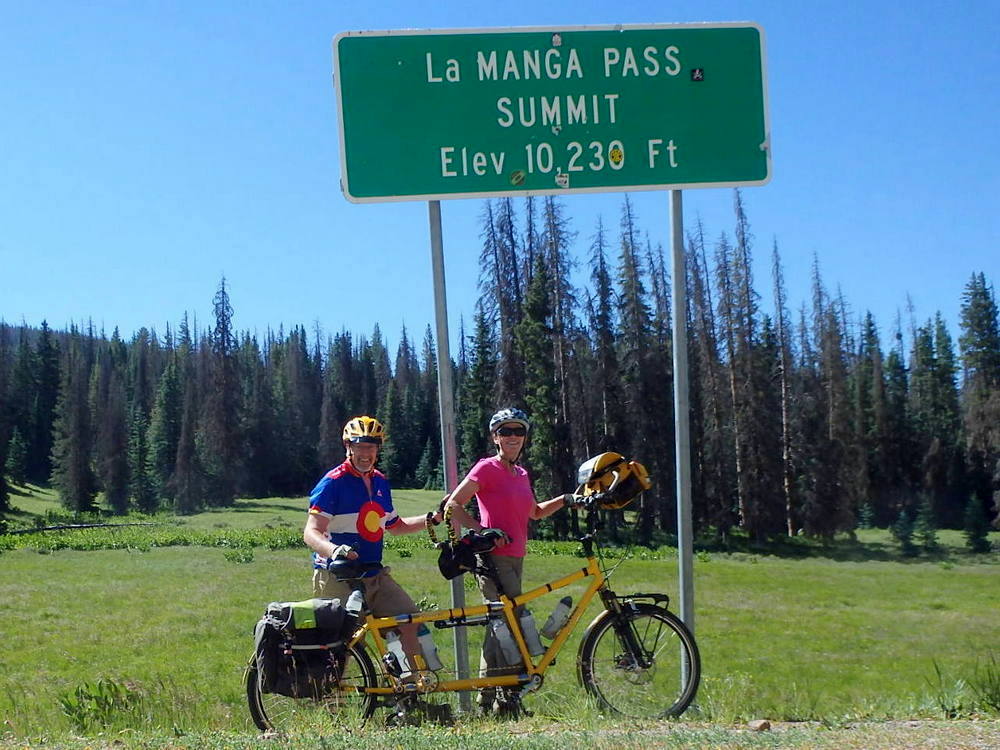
[346,440,379,473]
[492,422,527,462]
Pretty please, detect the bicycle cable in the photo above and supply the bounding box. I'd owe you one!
[592,498,647,581]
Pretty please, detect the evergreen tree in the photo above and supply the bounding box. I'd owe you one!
[127,405,156,513]
[174,379,203,514]
[914,493,939,553]
[128,327,155,417]
[418,325,441,478]
[882,319,914,525]
[414,438,444,492]
[379,379,409,485]
[50,328,98,513]
[355,336,380,417]
[800,259,853,536]
[10,328,37,483]
[958,272,1000,523]
[910,316,964,526]
[616,196,660,543]
[458,305,497,472]
[318,331,354,468]
[30,321,60,483]
[197,277,241,505]
[586,217,622,452]
[0,321,11,510]
[687,221,736,538]
[477,200,523,403]
[517,253,561,535]
[5,427,28,486]
[963,495,992,553]
[147,355,182,501]
[771,242,797,535]
[92,356,129,515]
[238,333,278,497]
[541,196,578,507]
[369,324,392,411]
[891,508,917,557]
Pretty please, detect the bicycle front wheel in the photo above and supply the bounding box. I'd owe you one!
[246,643,379,732]
[578,602,700,718]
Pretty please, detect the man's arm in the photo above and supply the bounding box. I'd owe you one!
[385,512,439,535]
[303,512,357,559]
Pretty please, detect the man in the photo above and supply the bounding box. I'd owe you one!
[303,415,440,674]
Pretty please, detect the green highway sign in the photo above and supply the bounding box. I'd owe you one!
[333,24,770,203]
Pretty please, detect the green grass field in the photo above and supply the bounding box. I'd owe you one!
[1,486,999,748]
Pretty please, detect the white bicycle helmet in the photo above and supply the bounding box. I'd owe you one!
[488,407,530,434]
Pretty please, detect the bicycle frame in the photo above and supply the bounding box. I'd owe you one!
[344,549,609,698]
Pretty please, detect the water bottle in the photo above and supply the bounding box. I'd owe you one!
[490,617,523,666]
[540,596,573,640]
[384,630,410,676]
[345,588,364,617]
[519,610,545,656]
[417,624,443,670]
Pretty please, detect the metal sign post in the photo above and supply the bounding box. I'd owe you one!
[670,190,694,634]
[427,199,470,711]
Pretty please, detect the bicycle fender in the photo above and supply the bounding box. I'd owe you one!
[576,609,614,657]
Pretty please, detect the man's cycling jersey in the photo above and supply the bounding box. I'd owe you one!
[308,460,399,575]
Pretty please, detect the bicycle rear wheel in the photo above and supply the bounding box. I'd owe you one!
[578,602,700,718]
[246,643,378,732]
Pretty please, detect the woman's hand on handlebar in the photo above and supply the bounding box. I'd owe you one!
[562,492,589,510]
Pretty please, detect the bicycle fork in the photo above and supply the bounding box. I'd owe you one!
[599,589,668,670]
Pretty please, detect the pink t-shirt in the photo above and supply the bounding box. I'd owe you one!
[467,456,535,558]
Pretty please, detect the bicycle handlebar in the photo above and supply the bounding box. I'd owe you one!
[326,558,383,581]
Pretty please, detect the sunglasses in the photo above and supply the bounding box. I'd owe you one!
[495,426,527,437]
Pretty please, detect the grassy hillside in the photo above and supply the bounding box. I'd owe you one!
[1,486,999,746]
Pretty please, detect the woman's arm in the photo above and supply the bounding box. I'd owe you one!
[443,476,484,532]
[530,493,574,521]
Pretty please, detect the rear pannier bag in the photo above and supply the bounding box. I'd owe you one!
[252,598,352,698]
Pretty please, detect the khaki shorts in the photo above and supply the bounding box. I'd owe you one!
[311,566,417,619]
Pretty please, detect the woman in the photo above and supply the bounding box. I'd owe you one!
[443,407,573,716]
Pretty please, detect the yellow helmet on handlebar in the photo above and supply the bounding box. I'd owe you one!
[575,451,652,509]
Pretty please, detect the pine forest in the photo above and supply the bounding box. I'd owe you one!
[1,190,998,548]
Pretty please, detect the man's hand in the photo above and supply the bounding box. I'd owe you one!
[562,493,587,509]
[329,543,358,560]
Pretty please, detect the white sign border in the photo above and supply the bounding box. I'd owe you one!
[332,22,771,204]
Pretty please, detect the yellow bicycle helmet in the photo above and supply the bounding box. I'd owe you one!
[575,451,652,509]
[342,416,386,445]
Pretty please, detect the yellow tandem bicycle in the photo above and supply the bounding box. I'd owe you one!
[245,489,700,729]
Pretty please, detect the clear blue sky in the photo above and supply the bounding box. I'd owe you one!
[2,1,998,359]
